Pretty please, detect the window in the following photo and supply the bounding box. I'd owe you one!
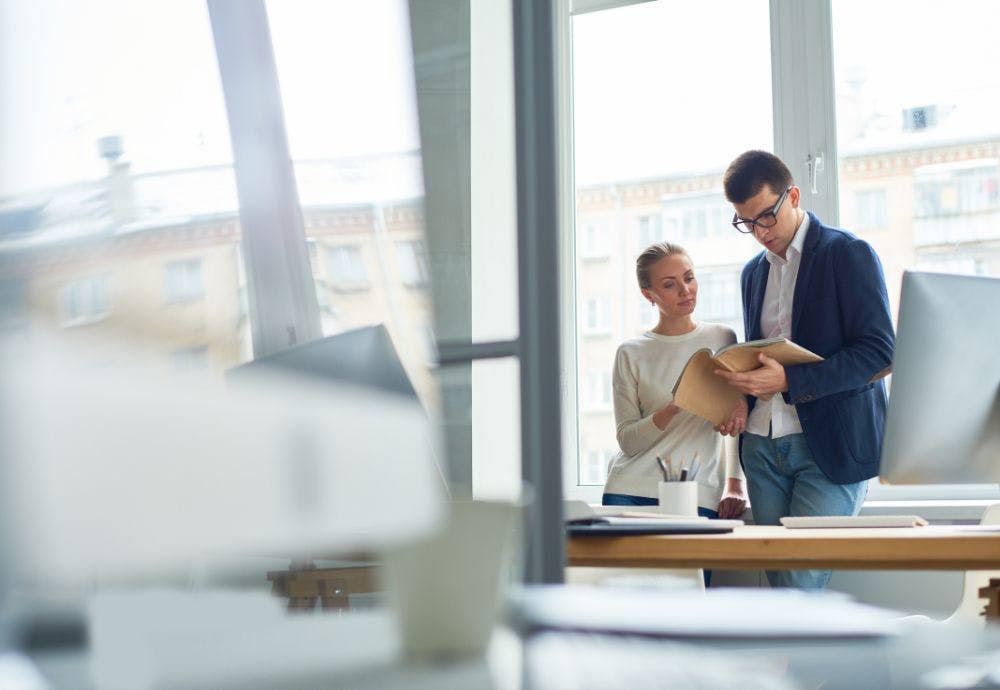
[566,1,1000,504]
[165,259,205,304]
[395,239,429,287]
[60,274,112,326]
[911,161,1000,246]
[582,449,614,486]
[855,189,888,231]
[569,0,771,496]
[830,0,1000,501]
[636,214,662,251]
[581,369,611,411]
[1,0,247,374]
[638,295,657,330]
[694,267,742,334]
[581,221,610,259]
[324,245,369,289]
[581,297,609,335]
[267,0,441,421]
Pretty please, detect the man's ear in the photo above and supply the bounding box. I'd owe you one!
[789,185,802,208]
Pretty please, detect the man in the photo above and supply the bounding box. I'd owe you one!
[716,150,895,589]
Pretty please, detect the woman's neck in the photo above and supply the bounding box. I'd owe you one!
[652,316,696,336]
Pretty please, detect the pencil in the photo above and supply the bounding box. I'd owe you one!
[656,455,669,482]
[689,451,700,480]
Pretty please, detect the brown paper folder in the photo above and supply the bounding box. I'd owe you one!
[671,338,824,426]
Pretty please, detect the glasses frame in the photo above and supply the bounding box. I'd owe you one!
[732,186,793,234]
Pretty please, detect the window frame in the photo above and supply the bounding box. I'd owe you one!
[558,0,997,504]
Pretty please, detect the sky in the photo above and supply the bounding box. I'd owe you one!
[1,0,999,197]
[0,0,419,197]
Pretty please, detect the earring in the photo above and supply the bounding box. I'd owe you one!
[650,300,655,306]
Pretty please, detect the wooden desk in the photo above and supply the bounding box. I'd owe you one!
[567,525,1000,571]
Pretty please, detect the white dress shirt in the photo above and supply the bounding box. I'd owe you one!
[746,212,810,439]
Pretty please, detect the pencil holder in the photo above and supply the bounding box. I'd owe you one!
[658,481,698,517]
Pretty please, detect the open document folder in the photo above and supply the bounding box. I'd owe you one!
[564,500,743,535]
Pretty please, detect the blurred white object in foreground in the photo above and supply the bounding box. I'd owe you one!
[0,335,445,582]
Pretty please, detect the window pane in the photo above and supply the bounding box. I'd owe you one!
[266,0,438,411]
[833,0,1000,498]
[572,1,772,487]
[0,0,247,375]
[833,0,1000,298]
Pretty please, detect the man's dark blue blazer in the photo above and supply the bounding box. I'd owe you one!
[740,211,895,484]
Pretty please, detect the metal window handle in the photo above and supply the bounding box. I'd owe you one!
[807,152,825,194]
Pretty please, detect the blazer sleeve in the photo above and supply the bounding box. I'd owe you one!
[785,238,895,403]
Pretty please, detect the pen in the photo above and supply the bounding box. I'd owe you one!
[689,451,700,480]
[665,456,674,482]
[679,466,688,482]
[656,456,669,482]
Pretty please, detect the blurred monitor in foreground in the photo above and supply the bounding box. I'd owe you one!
[0,329,445,584]
[226,323,447,492]
[226,324,417,398]
[879,271,1000,484]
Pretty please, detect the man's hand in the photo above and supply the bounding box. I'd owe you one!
[714,397,748,437]
[715,352,788,399]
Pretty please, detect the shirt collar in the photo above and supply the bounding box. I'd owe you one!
[765,211,810,266]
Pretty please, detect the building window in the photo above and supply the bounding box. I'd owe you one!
[661,191,732,243]
[695,267,742,333]
[582,297,609,335]
[165,258,204,303]
[914,163,1000,218]
[582,449,614,485]
[325,245,369,289]
[60,274,112,326]
[855,189,888,231]
[395,239,429,287]
[636,214,663,251]
[581,369,612,410]
[581,221,609,259]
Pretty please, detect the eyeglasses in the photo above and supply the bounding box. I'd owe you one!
[731,186,792,234]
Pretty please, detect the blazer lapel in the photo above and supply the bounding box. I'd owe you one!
[748,254,769,340]
[791,213,822,338]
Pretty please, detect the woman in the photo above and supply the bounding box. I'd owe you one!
[603,242,747,521]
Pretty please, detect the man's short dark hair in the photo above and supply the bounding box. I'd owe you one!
[723,150,794,204]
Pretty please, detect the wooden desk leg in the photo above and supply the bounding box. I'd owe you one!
[319,579,349,610]
[287,595,319,612]
[978,578,1000,620]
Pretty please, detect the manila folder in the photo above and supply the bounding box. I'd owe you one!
[671,340,823,426]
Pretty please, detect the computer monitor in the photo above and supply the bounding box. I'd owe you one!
[226,324,417,399]
[879,271,1000,484]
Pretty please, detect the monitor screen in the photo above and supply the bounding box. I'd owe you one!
[879,271,1000,484]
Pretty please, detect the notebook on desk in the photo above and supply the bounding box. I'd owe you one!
[563,500,742,535]
[780,515,928,529]
[566,516,743,536]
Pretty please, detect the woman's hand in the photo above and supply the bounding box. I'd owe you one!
[652,402,680,431]
[714,397,748,437]
[717,477,747,519]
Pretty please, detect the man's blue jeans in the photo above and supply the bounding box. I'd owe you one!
[741,432,868,589]
[601,493,717,587]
